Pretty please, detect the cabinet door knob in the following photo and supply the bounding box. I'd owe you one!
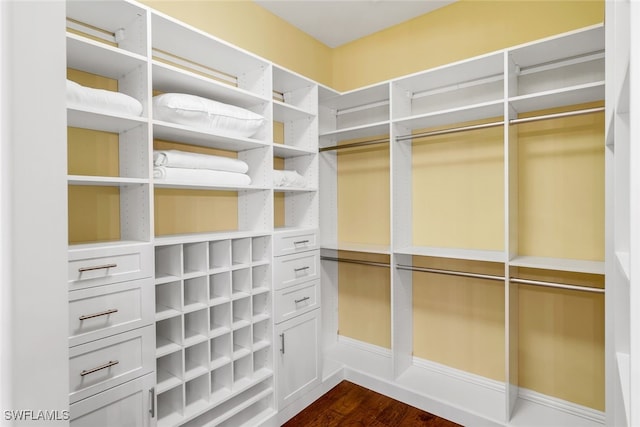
[80,360,119,377]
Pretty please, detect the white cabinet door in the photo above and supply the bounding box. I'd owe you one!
[70,373,156,427]
[275,309,321,408]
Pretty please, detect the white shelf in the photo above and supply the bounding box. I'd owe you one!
[395,246,505,263]
[509,255,604,275]
[319,121,390,143]
[273,186,316,193]
[68,175,148,186]
[320,242,391,255]
[156,337,182,358]
[154,230,270,246]
[156,304,181,322]
[67,108,147,133]
[153,181,269,192]
[157,370,183,394]
[320,82,389,111]
[393,100,504,132]
[273,100,314,122]
[66,33,146,79]
[153,121,270,152]
[152,61,268,110]
[509,81,604,114]
[273,144,316,158]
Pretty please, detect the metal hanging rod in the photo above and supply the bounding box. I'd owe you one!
[397,264,504,282]
[395,105,604,143]
[509,278,604,294]
[395,120,503,142]
[336,100,390,116]
[320,256,390,269]
[509,106,604,125]
[320,137,390,152]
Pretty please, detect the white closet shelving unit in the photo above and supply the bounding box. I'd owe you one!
[65,1,156,425]
[320,24,607,427]
[605,1,638,426]
[64,0,321,426]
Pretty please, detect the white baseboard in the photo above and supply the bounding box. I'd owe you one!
[517,387,605,424]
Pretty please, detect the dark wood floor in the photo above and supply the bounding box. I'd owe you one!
[282,381,461,427]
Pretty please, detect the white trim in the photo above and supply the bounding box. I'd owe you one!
[337,335,392,358]
[412,356,506,393]
[518,387,605,424]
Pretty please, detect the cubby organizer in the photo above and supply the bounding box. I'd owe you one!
[154,232,273,427]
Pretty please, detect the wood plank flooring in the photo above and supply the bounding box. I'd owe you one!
[282,381,462,427]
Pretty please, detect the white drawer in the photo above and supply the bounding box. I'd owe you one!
[69,243,153,290]
[70,373,155,427]
[69,279,154,347]
[274,250,320,290]
[69,326,154,404]
[275,280,319,324]
[274,229,318,257]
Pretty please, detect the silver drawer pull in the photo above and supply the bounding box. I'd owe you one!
[78,263,117,273]
[294,266,310,273]
[80,360,119,377]
[280,333,285,354]
[294,296,310,304]
[79,308,118,321]
[293,240,309,245]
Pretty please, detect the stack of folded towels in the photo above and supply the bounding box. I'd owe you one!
[153,150,251,186]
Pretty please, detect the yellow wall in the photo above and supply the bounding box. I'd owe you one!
[332,0,604,91]
[141,0,333,87]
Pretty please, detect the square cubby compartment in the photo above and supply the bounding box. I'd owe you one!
[253,346,271,377]
[252,318,271,351]
[210,303,231,337]
[231,238,251,267]
[209,240,231,271]
[251,235,270,263]
[157,384,183,425]
[210,333,232,370]
[156,351,183,393]
[156,281,182,320]
[209,271,231,305]
[252,292,270,322]
[155,245,182,280]
[232,326,252,360]
[211,363,232,403]
[232,268,251,298]
[232,297,251,329]
[185,374,209,413]
[233,354,253,386]
[184,276,208,312]
[185,341,209,381]
[156,316,182,356]
[184,309,208,347]
[183,242,208,276]
[252,264,270,294]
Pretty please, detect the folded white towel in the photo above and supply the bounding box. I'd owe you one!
[273,169,306,188]
[154,167,251,186]
[66,79,143,116]
[153,150,249,174]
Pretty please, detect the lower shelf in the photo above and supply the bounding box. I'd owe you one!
[157,369,274,427]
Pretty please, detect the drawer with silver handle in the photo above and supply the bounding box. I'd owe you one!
[275,280,319,323]
[69,326,154,404]
[68,243,152,290]
[273,250,320,290]
[68,278,154,347]
[273,229,318,257]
